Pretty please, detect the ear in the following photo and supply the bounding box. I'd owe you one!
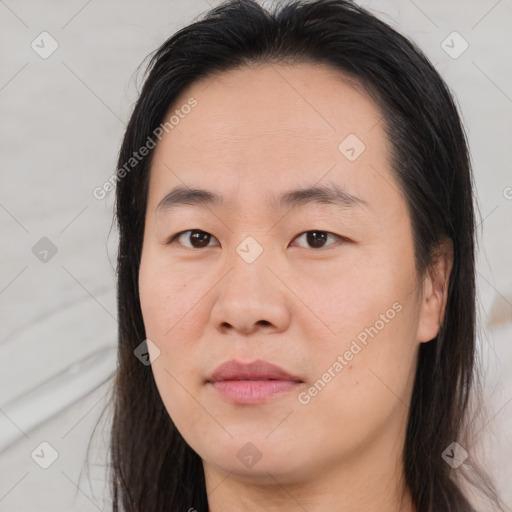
[416,237,454,343]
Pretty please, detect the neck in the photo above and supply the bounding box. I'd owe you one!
[203,438,416,512]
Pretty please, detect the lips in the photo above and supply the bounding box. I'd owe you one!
[207,359,303,383]
[206,359,303,404]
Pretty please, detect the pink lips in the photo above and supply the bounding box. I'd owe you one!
[207,359,303,404]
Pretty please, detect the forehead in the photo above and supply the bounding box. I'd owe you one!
[147,61,393,211]
[166,61,382,146]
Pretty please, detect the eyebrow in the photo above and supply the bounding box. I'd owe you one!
[156,183,367,215]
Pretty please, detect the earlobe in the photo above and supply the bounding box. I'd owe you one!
[416,238,454,343]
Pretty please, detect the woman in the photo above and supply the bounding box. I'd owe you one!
[108,0,503,510]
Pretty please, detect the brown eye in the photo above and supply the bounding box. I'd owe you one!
[292,230,340,249]
[170,230,219,249]
[168,229,342,250]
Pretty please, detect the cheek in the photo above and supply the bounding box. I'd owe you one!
[139,254,209,433]
[297,297,419,453]
[139,253,202,341]
[295,249,415,341]
[296,248,420,414]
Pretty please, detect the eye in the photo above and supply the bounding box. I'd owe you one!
[291,230,343,249]
[167,229,344,250]
[168,229,219,249]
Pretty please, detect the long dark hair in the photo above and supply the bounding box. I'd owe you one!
[107,1,503,510]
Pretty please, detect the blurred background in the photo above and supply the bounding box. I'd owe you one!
[0,0,511,510]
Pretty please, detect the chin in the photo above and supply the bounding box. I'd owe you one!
[201,439,314,483]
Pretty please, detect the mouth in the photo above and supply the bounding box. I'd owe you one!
[206,359,304,405]
[207,379,303,404]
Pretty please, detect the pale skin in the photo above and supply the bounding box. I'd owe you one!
[138,62,453,512]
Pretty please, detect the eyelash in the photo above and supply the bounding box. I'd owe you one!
[166,229,346,250]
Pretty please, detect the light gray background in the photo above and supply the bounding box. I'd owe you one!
[0,0,511,510]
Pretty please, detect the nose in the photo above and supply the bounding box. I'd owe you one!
[210,245,291,335]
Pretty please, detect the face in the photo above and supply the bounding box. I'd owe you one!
[138,62,445,485]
